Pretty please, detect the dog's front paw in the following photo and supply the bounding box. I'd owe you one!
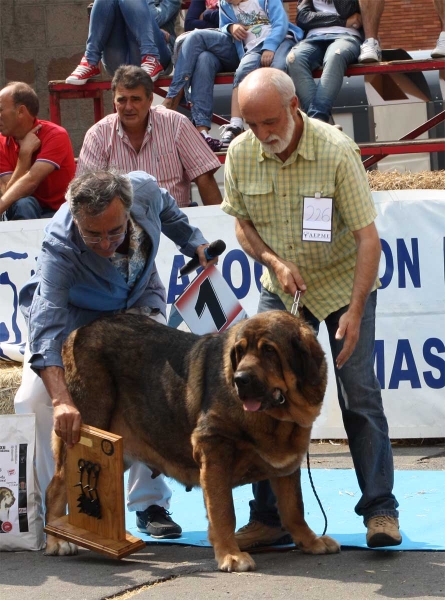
[217,551,256,572]
[301,534,340,555]
[44,535,78,556]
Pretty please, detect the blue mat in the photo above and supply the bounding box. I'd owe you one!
[125,470,445,551]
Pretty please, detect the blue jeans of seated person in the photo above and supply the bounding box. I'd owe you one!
[85,0,175,75]
[286,34,361,123]
[4,196,56,221]
[167,29,294,130]
[249,287,399,527]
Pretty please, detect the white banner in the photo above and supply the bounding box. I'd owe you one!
[1,190,444,438]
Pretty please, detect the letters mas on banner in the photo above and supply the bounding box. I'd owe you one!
[0,191,444,437]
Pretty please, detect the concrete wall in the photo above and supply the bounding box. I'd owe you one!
[0,0,111,155]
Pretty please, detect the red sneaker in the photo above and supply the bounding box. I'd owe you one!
[66,56,100,85]
[141,55,164,82]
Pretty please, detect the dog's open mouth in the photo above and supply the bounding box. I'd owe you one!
[241,388,286,412]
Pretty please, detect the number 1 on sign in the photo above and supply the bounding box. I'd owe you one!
[195,277,227,331]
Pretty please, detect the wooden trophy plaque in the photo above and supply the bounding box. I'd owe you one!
[44,424,146,559]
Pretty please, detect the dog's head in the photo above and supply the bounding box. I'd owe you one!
[225,311,327,427]
[0,487,16,510]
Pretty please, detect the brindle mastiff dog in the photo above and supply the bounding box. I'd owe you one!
[45,310,340,571]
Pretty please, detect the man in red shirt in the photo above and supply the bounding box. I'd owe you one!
[0,82,76,220]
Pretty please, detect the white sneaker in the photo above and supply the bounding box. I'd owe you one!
[358,38,382,63]
[431,31,445,58]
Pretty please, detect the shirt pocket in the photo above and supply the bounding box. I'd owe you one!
[238,181,275,228]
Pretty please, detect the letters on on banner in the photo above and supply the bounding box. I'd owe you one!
[0,191,444,438]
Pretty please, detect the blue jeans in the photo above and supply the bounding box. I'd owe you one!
[286,34,361,123]
[85,0,174,75]
[4,196,56,221]
[249,288,399,526]
[167,30,294,129]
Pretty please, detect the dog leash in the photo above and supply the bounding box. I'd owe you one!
[306,452,328,536]
[290,293,329,536]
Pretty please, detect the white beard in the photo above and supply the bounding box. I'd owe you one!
[261,108,296,155]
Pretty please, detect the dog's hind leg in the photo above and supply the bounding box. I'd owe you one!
[44,435,78,556]
[197,442,256,573]
[271,470,340,554]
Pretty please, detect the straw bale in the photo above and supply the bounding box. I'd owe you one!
[0,362,22,415]
[367,170,445,191]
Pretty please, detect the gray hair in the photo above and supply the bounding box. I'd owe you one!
[266,70,296,106]
[67,171,133,219]
[111,65,154,98]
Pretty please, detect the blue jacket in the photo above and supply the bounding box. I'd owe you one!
[219,0,303,60]
[19,171,207,370]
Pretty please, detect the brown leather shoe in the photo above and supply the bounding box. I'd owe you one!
[366,516,402,548]
[235,521,293,550]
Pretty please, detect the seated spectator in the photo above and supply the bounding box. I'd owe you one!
[287,0,363,125]
[163,0,303,150]
[66,0,180,84]
[184,0,219,30]
[76,66,222,207]
[0,82,75,220]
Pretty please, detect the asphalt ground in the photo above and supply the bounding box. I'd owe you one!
[2,441,444,600]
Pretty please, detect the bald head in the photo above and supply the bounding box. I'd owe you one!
[1,82,39,117]
[237,68,302,158]
[238,68,296,116]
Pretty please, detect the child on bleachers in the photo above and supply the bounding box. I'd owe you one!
[66,0,180,84]
[163,0,303,150]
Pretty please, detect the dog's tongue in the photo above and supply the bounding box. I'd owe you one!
[243,400,262,412]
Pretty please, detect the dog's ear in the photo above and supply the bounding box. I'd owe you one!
[291,330,325,388]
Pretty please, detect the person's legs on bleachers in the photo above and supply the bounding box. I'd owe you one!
[309,35,361,123]
[66,0,120,84]
[118,0,173,81]
[432,0,445,57]
[163,29,238,110]
[358,0,384,63]
[220,47,264,148]
[146,0,180,41]
[287,40,326,116]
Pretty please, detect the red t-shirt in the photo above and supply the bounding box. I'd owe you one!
[0,119,76,211]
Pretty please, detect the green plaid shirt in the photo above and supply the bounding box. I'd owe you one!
[221,111,379,321]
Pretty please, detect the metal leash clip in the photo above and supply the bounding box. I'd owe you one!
[291,290,301,316]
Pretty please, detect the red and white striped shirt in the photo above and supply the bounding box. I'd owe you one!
[76,106,221,207]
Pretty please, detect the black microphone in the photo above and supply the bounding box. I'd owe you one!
[179,239,226,278]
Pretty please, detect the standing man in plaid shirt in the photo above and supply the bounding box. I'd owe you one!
[221,67,402,551]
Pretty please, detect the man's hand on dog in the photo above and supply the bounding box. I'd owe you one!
[53,402,82,448]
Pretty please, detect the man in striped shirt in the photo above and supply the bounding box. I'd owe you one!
[76,65,222,208]
[222,68,402,551]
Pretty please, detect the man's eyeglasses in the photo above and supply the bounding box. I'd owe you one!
[80,229,127,245]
